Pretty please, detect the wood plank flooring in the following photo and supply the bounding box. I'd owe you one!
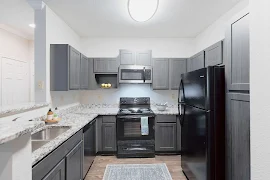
[85,155,187,180]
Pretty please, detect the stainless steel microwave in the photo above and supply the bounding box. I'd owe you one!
[119,65,152,84]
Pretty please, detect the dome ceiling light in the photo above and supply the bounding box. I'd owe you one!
[128,0,159,22]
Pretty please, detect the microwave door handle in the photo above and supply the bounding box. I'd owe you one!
[143,67,146,83]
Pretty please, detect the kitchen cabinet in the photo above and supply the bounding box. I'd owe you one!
[80,54,89,89]
[32,130,83,180]
[43,159,66,180]
[102,122,116,152]
[120,50,136,65]
[66,140,83,180]
[152,58,169,90]
[69,47,81,90]
[170,59,187,90]
[119,49,152,66]
[155,123,177,151]
[187,51,205,72]
[50,44,89,91]
[94,58,119,73]
[176,115,181,151]
[226,93,250,180]
[205,41,223,67]
[226,13,250,91]
[136,50,152,66]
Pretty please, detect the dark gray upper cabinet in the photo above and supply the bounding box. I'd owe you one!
[187,51,205,72]
[66,141,83,180]
[170,59,187,90]
[205,41,223,67]
[152,58,169,90]
[94,58,119,73]
[102,122,116,152]
[43,159,65,180]
[226,93,250,180]
[50,44,89,91]
[136,50,152,66]
[80,54,89,89]
[155,123,177,151]
[69,47,81,90]
[226,13,250,91]
[120,50,136,65]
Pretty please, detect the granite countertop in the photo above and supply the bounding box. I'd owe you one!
[32,113,98,165]
[0,120,45,145]
[72,107,119,115]
[151,107,179,115]
[0,102,49,118]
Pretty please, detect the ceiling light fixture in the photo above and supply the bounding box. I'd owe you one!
[128,0,159,22]
[29,24,36,28]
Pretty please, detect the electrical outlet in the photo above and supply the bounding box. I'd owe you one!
[38,81,44,89]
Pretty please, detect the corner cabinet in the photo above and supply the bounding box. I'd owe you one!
[50,44,89,91]
[170,59,187,90]
[119,49,152,66]
[205,41,223,67]
[226,13,250,91]
[187,51,205,72]
[152,58,169,90]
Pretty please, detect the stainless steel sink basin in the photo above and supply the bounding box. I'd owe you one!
[31,126,70,141]
[31,126,71,152]
[32,140,50,152]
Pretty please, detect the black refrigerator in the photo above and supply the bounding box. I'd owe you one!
[178,66,225,180]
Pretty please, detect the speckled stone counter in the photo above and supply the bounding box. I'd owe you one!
[0,120,45,145]
[73,107,119,115]
[151,107,180,115]
[32,113,98,165]
[0,102,49,118]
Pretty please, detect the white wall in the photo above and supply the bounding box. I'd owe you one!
[45,6,83,107]
[250,0,270,179]
[194,0,249,53]
[81,37,195,58]
[0,25,33,106]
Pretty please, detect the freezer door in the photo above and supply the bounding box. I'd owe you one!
[182,68,207,109]
[181,105,208,180]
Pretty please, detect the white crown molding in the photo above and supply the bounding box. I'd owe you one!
[27,0,45,10]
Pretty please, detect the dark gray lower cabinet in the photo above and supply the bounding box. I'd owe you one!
[43,159,66,180]
[226,93,250,180]
[102,122,116,152]
[155,123,177,151]
[66,141,83,180]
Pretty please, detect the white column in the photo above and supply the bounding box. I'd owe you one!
[250,0,270,179]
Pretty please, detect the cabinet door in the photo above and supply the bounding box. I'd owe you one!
[226,93,250,180]
[170,59,187,90]
[69,47,81,90]
[120,50,136,65]
[176,115,181,151]
[43,159,65,180]
[136,50,152,66]
[205,41,223,67]
[155,123,177,151]
[226,13,250,91]
[107,58,119,73]
[80,55,89,89]
[66,141,83,180]
[102,123,116,152]
[152,58,169,90]
[94,58,107,73]
[187,51,205,72]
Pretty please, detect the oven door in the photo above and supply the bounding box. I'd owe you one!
[117,115,155,141]
[119,65,152,84]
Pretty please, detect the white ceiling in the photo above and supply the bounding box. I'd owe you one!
[45,0,243,38]
[0,0,34,39]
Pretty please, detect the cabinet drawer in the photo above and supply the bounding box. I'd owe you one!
[102,116,116,123]
[156,115,176,123]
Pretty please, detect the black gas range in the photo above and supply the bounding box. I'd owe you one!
[116,97,155,158]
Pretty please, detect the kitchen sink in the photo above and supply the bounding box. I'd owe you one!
[31,126,70,141]
[31,126,71,152]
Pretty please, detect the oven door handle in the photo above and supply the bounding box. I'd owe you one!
[117,115,155,119]
[123,147,147,151]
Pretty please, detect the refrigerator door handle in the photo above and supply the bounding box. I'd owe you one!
[178,79,185,103]
[179,105,185,126]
